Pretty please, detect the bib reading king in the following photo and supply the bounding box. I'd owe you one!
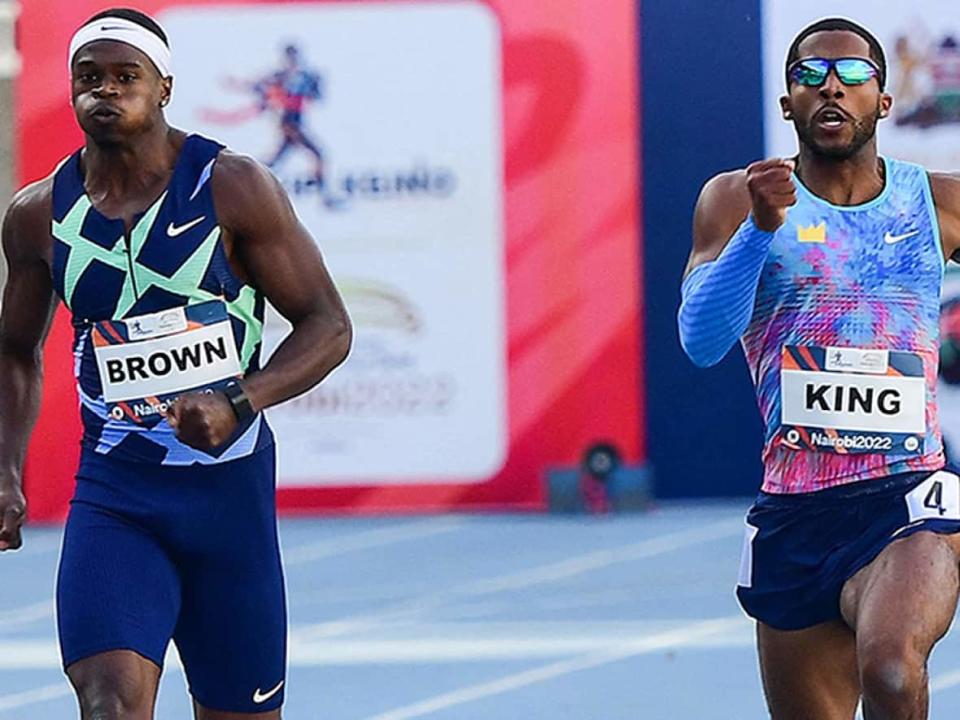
[779,345,926,455]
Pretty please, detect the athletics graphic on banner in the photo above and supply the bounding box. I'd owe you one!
[201,44,330,200]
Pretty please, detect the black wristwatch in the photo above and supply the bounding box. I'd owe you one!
[222,381,256,422]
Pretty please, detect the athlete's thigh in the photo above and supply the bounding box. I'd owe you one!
[57,500,181,670]
[173,450,286,714]
[175,547,286,714]
[758,620,860,720]
[841,530,960,660]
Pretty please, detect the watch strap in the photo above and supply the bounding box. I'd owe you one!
[222,381,255,422]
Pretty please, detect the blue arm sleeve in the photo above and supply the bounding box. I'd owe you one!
[677,215,775,368]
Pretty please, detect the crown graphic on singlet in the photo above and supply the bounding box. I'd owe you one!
[796,222,827,243]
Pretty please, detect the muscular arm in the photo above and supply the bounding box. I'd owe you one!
[678,169,774,367]
[929,173,960,262]
[214,151,351,413]
[0,182,58,550]
[683,170,753,277]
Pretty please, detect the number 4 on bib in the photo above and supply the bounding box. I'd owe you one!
[906,471,960,522]
[924,481,946,516]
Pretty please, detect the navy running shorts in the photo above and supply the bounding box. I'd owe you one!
[56,446,286,713]
[736,467,960,631]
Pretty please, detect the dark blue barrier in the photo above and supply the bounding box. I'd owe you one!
[641,0,766,497]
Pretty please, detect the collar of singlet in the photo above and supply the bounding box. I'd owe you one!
[68,17,172,78]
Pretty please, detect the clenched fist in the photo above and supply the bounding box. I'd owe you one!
[165,391,238,451]
[0,483,26,552]
[746,158,797,232]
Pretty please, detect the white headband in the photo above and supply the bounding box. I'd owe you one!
[68,16,172,78]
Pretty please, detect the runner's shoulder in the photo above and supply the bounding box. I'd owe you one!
[928,171,960,213]
[927,172,960,257]
[2,174,55,247]
[212,149,285,218]
[213,149,276,188]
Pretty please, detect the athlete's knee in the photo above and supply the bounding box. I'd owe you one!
[72,675,150,719]
[859,640,927,717]
[68,656,155,719]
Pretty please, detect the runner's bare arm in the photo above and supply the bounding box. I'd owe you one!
[685,159,796,279]
[0,181,58,551]
[213,152,352,412]
[678,160,795,367]
[684,169,752,279]
[929,173,960,261]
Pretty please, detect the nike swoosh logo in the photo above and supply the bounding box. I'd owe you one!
[167,216,206,237]
[884,229,920,244]
[253,681,284,704]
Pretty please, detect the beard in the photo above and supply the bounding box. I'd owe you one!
[794,109,880,160]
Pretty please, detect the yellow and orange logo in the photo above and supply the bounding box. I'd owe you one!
[797,222,826,243]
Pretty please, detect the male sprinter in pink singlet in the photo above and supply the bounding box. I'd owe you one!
[680,18,960,720]
[0,8,351,719]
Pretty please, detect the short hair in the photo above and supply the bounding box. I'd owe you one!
[84,7,169,47]
[785,17,886,90]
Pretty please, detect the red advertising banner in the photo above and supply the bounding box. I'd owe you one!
[17,0,642,519]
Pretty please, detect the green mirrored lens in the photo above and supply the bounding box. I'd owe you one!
[791,60,829,86]
[835,59,877,85]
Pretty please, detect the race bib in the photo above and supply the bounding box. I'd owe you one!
[93,300,242,424]
[779,345,926,455]
[905,471,960,523]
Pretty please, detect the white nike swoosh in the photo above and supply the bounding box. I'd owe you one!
[167,216,206,237]
[253,680,284,704]
[884,229,920,244]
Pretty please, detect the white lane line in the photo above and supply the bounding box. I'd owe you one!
[0,600,54,630]
[360,617,745,720]
[0,618,750,711]
[0,640,60,669]
[931,667,960,693]
[0,618,755,669]
[0,522,465,632]
[283,519,465,566]
[289,619,752,664]
[0,682,72,713]
[296,519,743,640]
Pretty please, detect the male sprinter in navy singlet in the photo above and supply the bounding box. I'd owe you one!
[679,18,960,720]
[0,8,351,719]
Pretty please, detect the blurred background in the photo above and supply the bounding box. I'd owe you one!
[5,0,960,718]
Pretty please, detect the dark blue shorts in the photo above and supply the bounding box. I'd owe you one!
[736,467,960,631]
[56,447,286,713]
